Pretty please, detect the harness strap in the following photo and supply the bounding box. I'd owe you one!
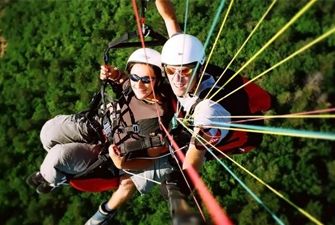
[72,153,117,179]
[117,124,140,134]
[88,116,106,142]
[118,88,136,125]
[101,83,133,143]
[119,134,164,156]
[102,112,114,143]
[188,97,202,122]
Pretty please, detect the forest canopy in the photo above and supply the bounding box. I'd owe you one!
[0,0,334,224]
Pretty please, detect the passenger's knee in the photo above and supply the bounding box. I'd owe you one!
[40,118,62,151]
[40,115,72,151]
[40,121,53,151]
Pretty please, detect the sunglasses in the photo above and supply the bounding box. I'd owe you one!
[129,74,155,84]
[164,63,198,76]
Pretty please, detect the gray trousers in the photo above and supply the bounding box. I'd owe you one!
[130,156,174,194]
[39,114,174,193]
[39,115,101,185]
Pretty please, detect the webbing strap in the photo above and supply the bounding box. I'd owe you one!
[104,26,167,64]
[72,153,110,179]
[119,135,164,156]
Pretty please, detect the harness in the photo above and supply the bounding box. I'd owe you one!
[69,81,166,185]
[102,84,166,156]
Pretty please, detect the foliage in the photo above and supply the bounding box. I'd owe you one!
[0,0,334,224]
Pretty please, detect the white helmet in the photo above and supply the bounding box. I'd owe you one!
[126,48,163,72]
[161,34,205,66]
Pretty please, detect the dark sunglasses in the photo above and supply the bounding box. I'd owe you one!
[164,63,198,76]
[129,74,155,84]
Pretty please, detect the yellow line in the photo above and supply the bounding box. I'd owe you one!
[208,0,317,101]
[194,0,235,95]
[218,26,335,101]
[203,0,277,100]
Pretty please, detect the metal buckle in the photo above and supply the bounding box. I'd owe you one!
[132,124,140,133]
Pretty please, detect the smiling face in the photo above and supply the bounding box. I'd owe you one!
[129,63,157,100]
[164,63,198,97]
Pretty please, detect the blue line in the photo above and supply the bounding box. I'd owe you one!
[203,0,226,52]
[212,121,335,141]
[187,0,227,96]
[183,0,190,33]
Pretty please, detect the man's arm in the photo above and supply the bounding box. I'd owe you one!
[183,100,231,170]
[155,0,182,37]
[183,127,207,171]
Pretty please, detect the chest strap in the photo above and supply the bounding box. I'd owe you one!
[101,85,134,143]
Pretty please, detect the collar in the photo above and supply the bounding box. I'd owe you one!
[184,74,216,98]
[177,74,216,112]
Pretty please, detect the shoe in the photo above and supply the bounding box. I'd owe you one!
[85,202,116,225]
[26,172,45,188]
[36,182,55,194]
[26,171,55,194]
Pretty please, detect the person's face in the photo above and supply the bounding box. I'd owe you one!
[164,63,197,97]
[129,64,156,100]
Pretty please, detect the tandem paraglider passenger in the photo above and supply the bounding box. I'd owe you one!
[27,48,177,224]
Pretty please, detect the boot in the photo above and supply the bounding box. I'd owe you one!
[26,171,55,194]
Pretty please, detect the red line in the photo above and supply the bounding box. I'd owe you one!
[131,1,232,223]
[131,0,146,49]
[131,0,161,123]
[161,125,234,225]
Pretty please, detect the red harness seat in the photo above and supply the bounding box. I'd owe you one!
[214,77,272,155]
[70,177,120,192]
